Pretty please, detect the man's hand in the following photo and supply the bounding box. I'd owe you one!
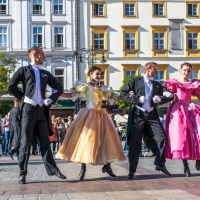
[139,96,146,103]
[44,98,52,106]
[129,91,135,98]
[163,91,173,98]
[153,95,161,103]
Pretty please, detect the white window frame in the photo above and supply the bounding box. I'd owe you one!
[32,0,43,15]
[94,3,104,16]
[94,33,104,50]
[188,33,198,50]
[154,70,165,85]
[125,3,134,16]
[0,26,7,48]
[0,0,7,14]
[54,26,64,48]
[53,0,63,14]
[188,3,198,16]
[125,33,135,50]
[32,26,43,47]
[154,4,164,16]
[154,33,164,50]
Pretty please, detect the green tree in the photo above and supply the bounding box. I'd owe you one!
[0,52,16,96]
[116,75,141,110]
[0,101,13,117]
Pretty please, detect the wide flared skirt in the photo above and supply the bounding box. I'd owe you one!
[165,102,200,160]
[56,108,126,165]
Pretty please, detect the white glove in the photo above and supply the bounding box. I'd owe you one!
[153,95,161,103]
[44,98,52,106]
[129,91,135,98]
[139,96,146,103]
[163,91,173,98]
[188,103,195,111]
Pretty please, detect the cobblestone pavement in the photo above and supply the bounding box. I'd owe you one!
[1,154,200,200]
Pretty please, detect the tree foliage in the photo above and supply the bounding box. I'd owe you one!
[0,101,13,117]
[0,52,16,96]
[116,75,141,110]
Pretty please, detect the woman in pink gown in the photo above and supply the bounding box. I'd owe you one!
[165,62,200,176]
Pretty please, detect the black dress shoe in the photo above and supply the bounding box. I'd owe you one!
[102,163,116,177]
[79,164,86,180]
[184,167,191,177]
[127,172,135,179]
[19,175,26,184]
[196,160,200,170]
[52,171,66,179]
[155,165,171,176]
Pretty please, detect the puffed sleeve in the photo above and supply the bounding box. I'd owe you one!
[191,80,200,96]
[69,82,88,101]
[102,86,120,105]
[164,78,177,93]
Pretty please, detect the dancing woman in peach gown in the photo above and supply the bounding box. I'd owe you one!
[56,66,125,180]
[165,62,200,176]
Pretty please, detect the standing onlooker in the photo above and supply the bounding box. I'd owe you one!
[109,113,116,127]
[2,112,11,156]
[160,114,167,128]
[56,117,66,150]
[65,116,73,130]
[10,98,21,158]
[50,117,57,154]
[116,122,123,141]
[0,114,3,156]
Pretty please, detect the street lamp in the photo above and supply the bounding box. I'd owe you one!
[77,47,107,68]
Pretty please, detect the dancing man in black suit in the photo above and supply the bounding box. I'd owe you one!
[121,62,173,179]
[8,47,66,184]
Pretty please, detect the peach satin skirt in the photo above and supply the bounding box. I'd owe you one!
[56,108,126,165]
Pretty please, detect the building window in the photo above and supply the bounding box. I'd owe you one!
[33,27,43,47]
[152,2,166,17]
[151,26,168,57]
[92,2,106,17]
[122,26,139,58]
[0,0,7,14]
[123,2,137,17]
[53,0,63,14]
[155,71,164,85]
[33,0,42,14]
[54,27,63,47]
[154,33,164,50]
[94,64,108,86]
[154,64,168,85]
[91,26,108,58]
[94,33,104,50]
[185,26,200,57]
[0,27,7,47]
[121,64,140,80]
[125,33,135,50]
[55,68,64,86]
[189,70,198,79]
[186,2,199,17]
[188,33,198,50]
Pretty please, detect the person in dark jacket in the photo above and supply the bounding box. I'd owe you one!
[8,47,66,184]
[9,98,21,159]
[121,62,174,179]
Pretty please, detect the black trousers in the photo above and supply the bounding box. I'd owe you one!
[128,108,166,173]
[19,103,58,176]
